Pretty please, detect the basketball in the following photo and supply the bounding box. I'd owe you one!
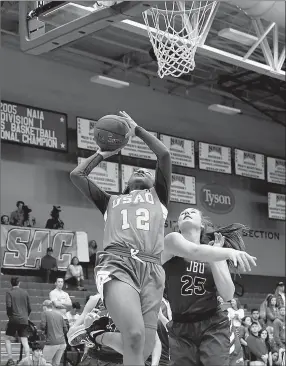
[94,115,130,151]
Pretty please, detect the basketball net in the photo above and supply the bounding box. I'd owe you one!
[142,1,217,78]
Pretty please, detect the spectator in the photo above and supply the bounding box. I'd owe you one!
[247,323,268,366]
[4,277,31,366]
[273,306,285,350]
[10,201,25,226]
[40,300,68,366]
[259,329,272,365]
[45,206,64,230]
[22,205,36,227]
[1,215,10,224]
[240,316,252,361]
[40,247,58,283]
[65,256,86,291]
[265,295,279,328]
[88,240,97,266]
[17,342,50,366]
[251,309,264,332]
[66,302,81,328]
[272,348,285,366]
[228,298,245,328]
[49,278,72,319]
[275,282,285,309]
[260,294,273,323]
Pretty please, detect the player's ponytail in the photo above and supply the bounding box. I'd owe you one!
[200,213,248,272]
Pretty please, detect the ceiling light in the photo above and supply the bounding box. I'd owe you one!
[218,28,258,46]
[208,104,241,115]
[90,75,130,88]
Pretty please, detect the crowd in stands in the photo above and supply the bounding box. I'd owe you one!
[1,201,64,229]
[4,272,285,366]
[227,282,285,366]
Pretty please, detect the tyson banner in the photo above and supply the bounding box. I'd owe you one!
[1,226,88,270]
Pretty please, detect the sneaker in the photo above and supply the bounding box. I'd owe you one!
[68,316,109,347]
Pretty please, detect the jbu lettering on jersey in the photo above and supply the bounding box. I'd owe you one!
[112,191,155,207]
[186,261,205,274]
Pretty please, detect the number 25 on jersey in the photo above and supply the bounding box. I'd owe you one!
[121,208,150,231]
[181,275,206,296]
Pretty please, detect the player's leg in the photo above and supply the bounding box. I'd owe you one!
[168,322,198,366]
[5,322,17,362]
[104,279,145,366]
[18,324,30,358]
[200,311,231,366]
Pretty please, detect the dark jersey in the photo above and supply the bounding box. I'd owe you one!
[164,257,218,317]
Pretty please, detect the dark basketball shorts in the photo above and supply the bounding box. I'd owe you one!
[79,355,122,366]
[94,250,165,330]
[6,321,29,338]
[167,310,231,366]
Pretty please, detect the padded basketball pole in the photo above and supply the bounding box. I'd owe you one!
[19,1,147,55]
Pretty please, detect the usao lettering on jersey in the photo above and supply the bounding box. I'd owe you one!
[181,261,206,296]
[112,191,155,231]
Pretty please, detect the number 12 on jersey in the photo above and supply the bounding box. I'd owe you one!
[121,208,150,231]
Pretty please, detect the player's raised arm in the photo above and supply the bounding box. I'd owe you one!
[119,111,172,206]
[163,232,257,272]
[70,148,119,215]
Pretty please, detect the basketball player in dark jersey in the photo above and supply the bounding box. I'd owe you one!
[161,208,257,366]
[70,111,172,366]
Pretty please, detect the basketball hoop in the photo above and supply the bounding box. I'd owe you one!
[142,1,217,78]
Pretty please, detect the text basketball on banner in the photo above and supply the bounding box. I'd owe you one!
[121,165,156,191]
[77,117,98,151]
[77,158,119,193]
[171,174,196,204]
[1,101,67,151]
[235,149,265,180]
[1,226,80,270]
[199,142,231,174]
[160,134,195,168]
[267,157,286,185]
[268,193,286,220]
[121,132,158,160]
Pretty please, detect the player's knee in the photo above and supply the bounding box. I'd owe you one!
[124,327,145,350]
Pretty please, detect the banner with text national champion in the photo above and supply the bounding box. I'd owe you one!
[1,101,67,151]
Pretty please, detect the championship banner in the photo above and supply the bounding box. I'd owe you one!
[268,193,286,220]
[235,149,265,180]
[77,117,98,151]
[160,134,195,168]
[78,157,119,193]
[171,174,196,204]
[121,165,155,191]
[0,226,88,270]
[1,101,67,151]
[121,132,158,160]
[267,157,286,185]
[199,142,231,174]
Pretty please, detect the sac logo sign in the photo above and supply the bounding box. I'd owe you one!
[200,184,235,214]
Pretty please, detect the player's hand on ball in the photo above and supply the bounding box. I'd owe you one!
[97,146,122,159]
[119,111,137,137]
[227,249,257,272]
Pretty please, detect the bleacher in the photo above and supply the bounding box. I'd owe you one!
[1,271,269,365]
[0,268,95,365]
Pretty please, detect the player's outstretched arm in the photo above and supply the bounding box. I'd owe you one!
[70,150,113,214]
[119,111,172,206]
[163,232,257,272]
